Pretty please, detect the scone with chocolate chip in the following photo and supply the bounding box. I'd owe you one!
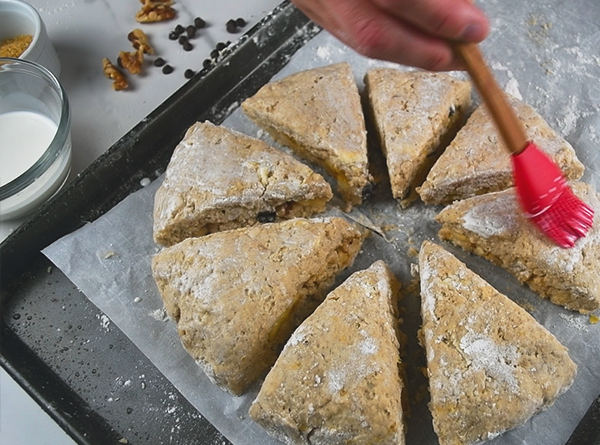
[418,96,585,205]
[364,69,471,203]
[419,241,577,445]
[153,121,333,246]
[250,260,406,445]
[242,63,372,209]
[151,217,366,396]
[435,182,600,313]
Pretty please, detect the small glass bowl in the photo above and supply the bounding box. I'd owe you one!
[0,58,72,221]
[0,0,61,77]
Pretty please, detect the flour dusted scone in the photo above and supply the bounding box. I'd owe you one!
[435,182,600,313]
[364,69,471,202]
[250,260,406,445]
[418,95,585,204]
[241,63,372,208]
[151,217,365,395]
[153,121,333,246]
[419,241,577,445]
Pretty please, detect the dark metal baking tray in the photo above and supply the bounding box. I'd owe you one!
[0,2,319,443]
[1,1,598,444]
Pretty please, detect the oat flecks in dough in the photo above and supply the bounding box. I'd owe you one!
[241,63,372,209]
[419,241,577,445]
[435,181,600,313]
[364,69,472,202]
[152,121,333,246]
[151,217,366,396]
[250,260,406,445]
[418,95,585,205]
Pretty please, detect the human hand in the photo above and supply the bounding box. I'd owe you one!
[291,0,489,71]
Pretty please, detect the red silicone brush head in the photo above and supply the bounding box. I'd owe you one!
[511,142,595,248]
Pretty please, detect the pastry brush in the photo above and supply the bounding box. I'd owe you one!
[453,43,594,248]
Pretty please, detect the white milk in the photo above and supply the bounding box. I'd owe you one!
[0,111,58,185]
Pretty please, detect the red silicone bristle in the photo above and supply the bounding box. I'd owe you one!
[529,187,595,248]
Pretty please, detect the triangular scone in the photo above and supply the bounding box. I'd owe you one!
[151,217,365,395]
[435,182,600,313]
[153,121,333,246]
[419,241,577,445]
[250,260,406,445]
[418,95,585,204]
[364,69,471,201]
[241,63,372,208]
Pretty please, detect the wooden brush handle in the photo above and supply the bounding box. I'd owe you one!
[453,43,529,155]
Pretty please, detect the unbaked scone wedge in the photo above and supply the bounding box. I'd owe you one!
[364,69,471,202]
[250,260,406,445]
[419,241,577,445]
[153,121,333,246]
[435,182,600,313]
[418,95,585,205]
[151,217,365,395]
[241,63,372,209]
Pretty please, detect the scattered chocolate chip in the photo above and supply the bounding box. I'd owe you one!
[194,17,206,29]
[257,211,277,223]
[185,25,196,38]
[174,24,185,34]
[226,20,237,33]
[153,57,166,67]
[168,31,179,40]
[215,41,226,51]
[235,17,246,27]
[210,49,219,59]
[202,59,212,68]
[178,35,188,45]
[184,69,195,79]
[116,56,123,69]
[182,41,193,51]
[162,64,174,74]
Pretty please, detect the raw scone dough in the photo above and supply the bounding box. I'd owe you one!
[153,121,333,246]
[419,241,577,445]
[250,260,406,445]
[242,63,372,209]
[418,95,585,205]
[151,217,365,395]
[364,69,471,202]
[435,181,600,313]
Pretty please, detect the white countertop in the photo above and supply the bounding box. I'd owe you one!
[0,0,281,443]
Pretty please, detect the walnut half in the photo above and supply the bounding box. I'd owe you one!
[128,29,154,55]
[102,58,128,91]
[136,0,176,23]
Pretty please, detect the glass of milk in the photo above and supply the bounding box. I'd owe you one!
[0,57,72,221]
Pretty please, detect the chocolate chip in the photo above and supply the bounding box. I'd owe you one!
[174,24,185,34]
[235,17,246,27]
[182,41,193,51]
[186,25,196,38]
[226,20,237,33]
[162,64,174,74]
[210,49,219,59]
[257,211,276,223]
[168,31,179,40]
[184,69,195,79]
[194,17,206,29]
[202,59,212,68]
[153,57,166,67]
[215,42,226,51]
[178,35,188,45]
[116,56,123,68]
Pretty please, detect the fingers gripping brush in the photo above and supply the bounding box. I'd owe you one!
[453,43,594,248]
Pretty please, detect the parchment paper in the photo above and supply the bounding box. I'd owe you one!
[43,0,600,443]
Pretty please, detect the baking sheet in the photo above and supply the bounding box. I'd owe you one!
[42,0,600,444]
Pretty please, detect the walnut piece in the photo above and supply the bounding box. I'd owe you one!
[102,58,128,91]
[128,29,154,55]
[118,48,144,75]
[136,0,176,23]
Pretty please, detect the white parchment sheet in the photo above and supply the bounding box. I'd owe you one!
[44,0,600,443]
